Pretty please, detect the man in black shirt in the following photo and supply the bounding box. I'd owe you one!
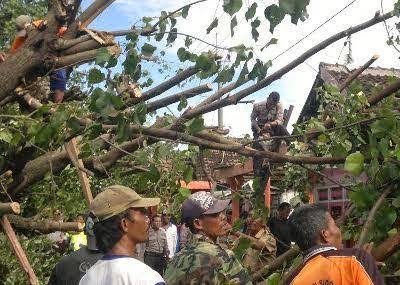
[48,215,103,285]
[268,202,292,256]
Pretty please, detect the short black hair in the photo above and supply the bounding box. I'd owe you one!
[152,214,161,221]
[269,92,280,102]
[184,217,198,234]
[93,209,130,253]
[278,202,291,211]
[288,204,329,251]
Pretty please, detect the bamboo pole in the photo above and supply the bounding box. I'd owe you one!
[64,138,93,205]
[1,216,39,285]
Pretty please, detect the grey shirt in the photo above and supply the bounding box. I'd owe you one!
[146,227,169,256]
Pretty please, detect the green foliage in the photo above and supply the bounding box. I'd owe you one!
[88,68,105,84]
[232,237,251,259]
[186,117,205,134]
[206,18,218,34]
[141,43,157,57]
[264,4,285,33]
[245,3,257,21]
[344,152,364,176]
[230,16,238,37]
[223,0,243,16]
[0,234,62,284]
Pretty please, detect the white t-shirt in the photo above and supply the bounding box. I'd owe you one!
[79,255,165,285]
[164,224,178,258]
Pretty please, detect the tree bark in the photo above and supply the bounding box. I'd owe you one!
[0,202,21,215]
[125,66,199,106]
[372,232,400,261]
[251,246,301,281]
[145,83,213,113]
[7,214,84,233]
[1,216,39,285]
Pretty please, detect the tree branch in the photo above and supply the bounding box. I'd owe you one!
[7,214,84,233]
[102,124,345,165]
[152,0,208,29]
[125,66,199,106]
[145,83,212,113]
[357,188,391,247]
[182,10,395,120]
[0,202,21,215]
[251,246,301,281]
[299,165,352,191]
[339,54,379,92]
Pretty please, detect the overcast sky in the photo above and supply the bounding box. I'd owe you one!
[88,0,400,137]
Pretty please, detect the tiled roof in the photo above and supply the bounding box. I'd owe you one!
[297,63,400,123]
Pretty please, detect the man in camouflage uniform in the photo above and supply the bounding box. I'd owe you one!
[234,217,276,273]
[164,191,253,285]
[251,92,288,192]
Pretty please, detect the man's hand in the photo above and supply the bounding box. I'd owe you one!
[263,123,271,131]
[0,52,6,63]
[362,242,385,267]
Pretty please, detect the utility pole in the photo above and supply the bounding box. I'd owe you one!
[217,81,223,129]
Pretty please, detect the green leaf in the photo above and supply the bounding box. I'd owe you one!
[230,16,238,37]
[145,164,161,183]
[185,36,193,47]
[106,56,118,68]
[279,0,310,24]
[0,129,13,143]
[132,101,148,125]
[196,54,213,71]
[88,68,105,84]
[141,43,156,57]
[170,17,177,28]
[223,0,243,16]
[344,152,364,176]
[178,96,188,111]
[123,50,140,78]
[183,166,193,183]
[214,67,235,84]
[251,18,261,41]
[182,6,190,18]
[177,47,187,62]
[231,218,245,232]
[264,4,285,33]
[116,115,130,143]
[95,47,111,67]
[155,19,167,41]
[261,38,278,51]
[166,28,178,44]
[245,3,257,21]
[179,187,191,198]
[265,272,282,285]
[187,117,205,134]
[392,197,400,208]
[142,17,153,24]
[206,18,218,34]
[232,237,251,259]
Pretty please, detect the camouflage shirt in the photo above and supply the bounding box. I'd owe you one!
[250,101,284,129]
[164,234,253,285]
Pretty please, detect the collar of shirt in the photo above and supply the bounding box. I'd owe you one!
[254,228,266,239]
[303,245,337,264]
[192,233,218,245]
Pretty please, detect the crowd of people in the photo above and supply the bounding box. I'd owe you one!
[46,185,384,285]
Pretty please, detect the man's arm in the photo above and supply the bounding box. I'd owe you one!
[162,231,170,257]
[271,103,284,126]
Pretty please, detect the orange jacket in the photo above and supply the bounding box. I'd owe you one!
[285,245,384,285]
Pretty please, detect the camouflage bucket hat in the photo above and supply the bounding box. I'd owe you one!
[90,185,160,222]
[181,191,230,221]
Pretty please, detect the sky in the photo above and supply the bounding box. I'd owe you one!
[84,0,400,137]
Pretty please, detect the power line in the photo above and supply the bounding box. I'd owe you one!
[271,0,359,62]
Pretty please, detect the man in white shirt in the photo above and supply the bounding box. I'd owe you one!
[79,185,165,285]
[162,212,178,258]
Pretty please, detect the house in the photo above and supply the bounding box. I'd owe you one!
[298,62,400,218]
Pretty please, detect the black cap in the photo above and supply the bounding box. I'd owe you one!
[181,191,230,222]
